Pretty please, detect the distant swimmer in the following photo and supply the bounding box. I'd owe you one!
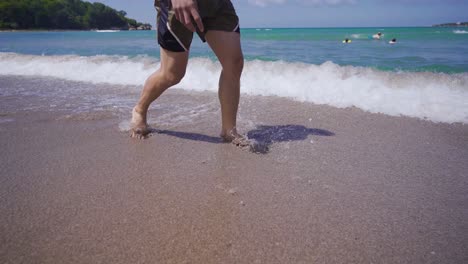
[342,38,352,44]
[372,32,383,40]
[389,38,397,44]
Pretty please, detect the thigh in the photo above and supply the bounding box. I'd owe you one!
[160,47,189,78]
[205,31,243,68]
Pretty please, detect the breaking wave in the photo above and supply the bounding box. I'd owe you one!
[1,52,467,124]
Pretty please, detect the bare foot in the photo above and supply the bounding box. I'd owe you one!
[220,128,251,148]
[221,128,269,153]
[130,107,151,139]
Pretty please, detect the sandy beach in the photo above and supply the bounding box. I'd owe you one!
[1,76,467,263]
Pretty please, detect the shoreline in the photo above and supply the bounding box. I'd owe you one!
[1,76,467,263]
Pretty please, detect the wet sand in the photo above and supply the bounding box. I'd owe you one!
[1,77,468,263]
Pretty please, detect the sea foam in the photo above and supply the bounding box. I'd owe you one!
[1,52,467,124]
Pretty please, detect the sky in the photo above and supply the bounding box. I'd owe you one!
[93,0,468,28]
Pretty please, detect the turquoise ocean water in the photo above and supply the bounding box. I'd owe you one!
[1,27,467,123]
[1,27,467,72]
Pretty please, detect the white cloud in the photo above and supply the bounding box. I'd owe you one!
[248,0,356,7]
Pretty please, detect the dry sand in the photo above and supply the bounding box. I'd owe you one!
[1,77,468,263]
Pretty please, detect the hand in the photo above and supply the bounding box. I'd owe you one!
[171,0,204,32]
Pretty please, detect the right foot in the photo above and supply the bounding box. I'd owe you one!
[130,107,151,139]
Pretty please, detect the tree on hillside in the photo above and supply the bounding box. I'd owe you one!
[0,0,151,30]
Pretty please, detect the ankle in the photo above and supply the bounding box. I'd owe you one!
[133,105,147,115]
[221,127,238,138]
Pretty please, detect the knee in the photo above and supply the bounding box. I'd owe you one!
[223,54,244,78]
[162,69,185,87]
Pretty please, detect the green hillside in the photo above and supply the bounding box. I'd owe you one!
[0,0,151,30]
[433,22,468,27]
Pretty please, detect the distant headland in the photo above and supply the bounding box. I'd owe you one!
[432,22,468,27]
[0,0,151,31]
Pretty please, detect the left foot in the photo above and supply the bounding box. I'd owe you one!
[221,128,269,153]
[220,128,251,147]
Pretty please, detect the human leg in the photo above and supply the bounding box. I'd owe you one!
[205,30,244,141]
[131,48,189,138]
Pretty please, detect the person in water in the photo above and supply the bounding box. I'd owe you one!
[343,38,352,43]
[389,38,397,44]
[372,32,382,40]
[130,0,249,147]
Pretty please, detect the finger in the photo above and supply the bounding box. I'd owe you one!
[173,6,191,31]
[191,8,204,32]
[182,10,195,32]
[174,8,182,23]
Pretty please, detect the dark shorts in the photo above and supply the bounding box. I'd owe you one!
[154,0,240,52]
